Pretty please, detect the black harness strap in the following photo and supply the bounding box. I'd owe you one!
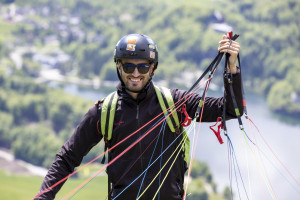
[222,34,245,134]
[195,52,224,118]
[187,52,221,94]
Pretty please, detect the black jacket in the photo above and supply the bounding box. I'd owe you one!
[37,72,243,199]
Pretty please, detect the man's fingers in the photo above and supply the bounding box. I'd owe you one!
[218,44,239,52]
[218,35,240,57]
[219,49,239,55]
[219,40,239,46]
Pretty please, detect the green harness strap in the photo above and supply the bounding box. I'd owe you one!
[154,86,190,163]
[100,86,190,163]
[101,91,118,141]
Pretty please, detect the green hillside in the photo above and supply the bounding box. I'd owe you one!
[0,0,299,199]
[0,169,107,199]
[1,0,299,115]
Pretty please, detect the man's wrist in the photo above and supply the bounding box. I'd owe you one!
[227,64,237,74]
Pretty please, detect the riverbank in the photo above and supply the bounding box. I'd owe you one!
[0,148,47,177]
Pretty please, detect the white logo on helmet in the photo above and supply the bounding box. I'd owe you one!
[126,36,138,51]
[126,44,136,51]
[150,51,155,59]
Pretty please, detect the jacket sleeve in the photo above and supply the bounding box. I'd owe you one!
[35,105,102,199]
[172,71,243,122]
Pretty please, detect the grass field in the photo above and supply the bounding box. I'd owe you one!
[0,167,227,200]
[0,170,108,200]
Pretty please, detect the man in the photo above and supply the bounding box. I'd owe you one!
[36,33,242,199]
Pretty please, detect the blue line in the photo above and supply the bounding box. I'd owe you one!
[158,118,166,200]
[227,135,250,200]
[257,146,300,195]
[232,144,242,200]
[136,119,167,198]
[112,126,186,200]
[242,129,256,146]
[227,137,233,200]
[69,115,167,199]
[68,169,103,199]
[228,137,242,200]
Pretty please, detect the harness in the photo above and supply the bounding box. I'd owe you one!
[98,85,190,163]
[97,85,190,199]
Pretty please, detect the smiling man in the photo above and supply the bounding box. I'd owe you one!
[36,33,243,200]
[117,59,154,98]
[114,34,159,100]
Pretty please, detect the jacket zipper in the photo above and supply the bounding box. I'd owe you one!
[136,103,145,197]
[136,104,139,119]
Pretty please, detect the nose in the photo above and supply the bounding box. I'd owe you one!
[132,66,140,76]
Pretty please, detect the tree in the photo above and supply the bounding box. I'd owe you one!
[267,80,293,113]
[223,186,232,200]
[187,178,208,200]
[12,124,62,168]
[190,160,213,183]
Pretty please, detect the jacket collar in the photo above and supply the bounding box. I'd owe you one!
[117,81,155,103]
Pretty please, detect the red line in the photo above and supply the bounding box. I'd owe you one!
[248,117,300,187]
[106,129,161,199]
[247,116,267,200]
[34,82,207,199]
[243,99,246,106]
[62,83,208,199]
[183,77,212,199]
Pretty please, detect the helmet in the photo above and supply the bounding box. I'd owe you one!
[114,33,158,70]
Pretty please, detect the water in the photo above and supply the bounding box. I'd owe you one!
[194,95,300,200]
[64,84,300,200]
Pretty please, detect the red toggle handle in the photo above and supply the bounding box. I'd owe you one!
[181,104,192,127]
[209,117,224,144]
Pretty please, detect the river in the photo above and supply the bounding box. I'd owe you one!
[63,84,300,200]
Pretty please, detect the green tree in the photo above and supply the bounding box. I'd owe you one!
[267,80,293,112]
[12,124,62,167]
[0,112,13,148]
[223,186,232,200]
[187,178,208,200]
[190,160,213,183]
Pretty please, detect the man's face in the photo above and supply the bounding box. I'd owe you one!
[118,59,154,93]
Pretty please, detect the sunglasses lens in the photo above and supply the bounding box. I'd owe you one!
[122,63,135,73]
[122,63,150,74]
[137,64,150,74]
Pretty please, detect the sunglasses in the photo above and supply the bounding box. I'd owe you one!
[121,63,151,74]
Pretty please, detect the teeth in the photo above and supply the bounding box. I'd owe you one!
[130,78,141,82]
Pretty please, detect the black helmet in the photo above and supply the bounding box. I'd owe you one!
[114,33,158,70]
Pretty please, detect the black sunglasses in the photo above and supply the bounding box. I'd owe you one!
[121,63,151,74]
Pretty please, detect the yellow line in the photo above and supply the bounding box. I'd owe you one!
[137,125,192,199]
[241,129,277,200]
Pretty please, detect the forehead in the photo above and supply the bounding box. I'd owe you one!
[121,58,150,64]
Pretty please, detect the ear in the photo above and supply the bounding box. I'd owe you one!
[152,69,156,75]
[150,63,156,75]
[117,62,122,73]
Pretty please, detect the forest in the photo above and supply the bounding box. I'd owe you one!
[0,0,299,199]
